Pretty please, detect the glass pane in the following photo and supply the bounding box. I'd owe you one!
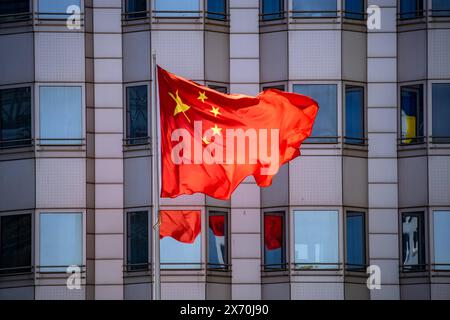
[207,0,226,20]
[434,211,450,270]
[292,0,337,18]
[208,213,227,269]
[38,0,81,19]
[0,0,29,16]
[432,0,450,16]
[208,85,228,94]
[344,0,365,20]
[432,84,450,143]
[262,0,284,20]
[400,0,423,19]
[127,211,149,271]
[346,212,365,270]
[0,214,31,274]
[264,213,284,269]
[125,0,147,19]
[154,0,200,17]
[0,87,31,148]
[345,86,364,144]
[39,86,82,145]
[402,213,425,271]
[40,213,83,272]
[293,84,337,143]
[401,85,424,144]
[127,85,148,144]
[294,211,339,269]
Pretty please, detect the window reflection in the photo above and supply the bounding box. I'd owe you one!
[38,0,81,19]
[264,212,285,270]
[154,0,200,17]
[346,212,366,271]
[127,211,149,271]
[345,86,365,145]
[401,85,424,144]
[292,0,337,18]
[208,212,227,269]
[432,84,450,143]
[126,85,148,145]
[262,0,284,20]
[402,212,425,272]
[433,211,450,271]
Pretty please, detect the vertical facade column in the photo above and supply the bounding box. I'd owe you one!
[91,0,124,300]
[367,0,400,300]
[229,0,261,300]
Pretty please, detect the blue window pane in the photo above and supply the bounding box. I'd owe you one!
[38,0,81,19]
[400,0,423,19]
[292,0,337,18]
[154,0,200,17]
[434,211,450,271]
[401,85,424,144]
[127,211,149,271]
[0,87,32,148]
[262,0,284,20]
[345,86,364,144]
[344,0,365,20]
[402,212,425,272]
[294,211,339,269]
[207,0,226,20]
[293,84,337,143]
[208,213,227,269]
[39,86,82,145]
[432,0,450,16]
[125,0,147,19]
[161,233,201,269]
[432,84,450,143]
[40,213,83,272]
[127,85,148,144]
[346,212,365,270]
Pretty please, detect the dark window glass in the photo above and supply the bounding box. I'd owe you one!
[264,212,285,270]
[344,0,364,20]
[293,84,337,143]
[434,211,450,270]
[125,0,147,19]
[126,85,148,144]
[432,84,450,143]
[0,0,29,21]
[208,212,227,269]
[432,0,450,16]
[0,87,32,148]
[127,211,149,271]
[263,85,285,91]
[207,0,226,20]
[346,212,366,271]
[208,85,228,94]
[292,0,337,18]
[0,214,32,275]
[402,212,426,272]
[401,85,424,144]
[345,86,365,145]
[262,0,284,20]
[400,0,423,19]
[38,0,81,19]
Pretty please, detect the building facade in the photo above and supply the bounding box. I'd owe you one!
[0,0,450,300]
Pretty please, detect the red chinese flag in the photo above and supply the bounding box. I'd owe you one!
[264,214,282,250]
[158,66,319,200]
[209,215,225,237]
[159,210,201,244]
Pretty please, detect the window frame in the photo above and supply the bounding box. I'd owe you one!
[206,210,229,271]
[344,210,367,272]
[399,83,425,145]
[344,84,366,145]
[125,210,151,272]
[400,211,427,273]
[125,83,150,146]
[262,210,287,271]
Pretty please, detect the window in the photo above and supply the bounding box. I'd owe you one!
[432,84,450,143]
[264,212,286,270]
[346,212,365,271]
[125,0,147,19]
[0,214,32,275]
[126,85,148,144]
[294,211,339,269]
[345,85,365,145]
[399,0,423,19]
[154,0,200,17]
[432,0,450,16]
[39,86,82,145]
[262,0,284,20]
[433,211,450,271]
[208,85,228,94]
[208,212,227,269]
[38,0,81,19]
[401,85,424,144]
[207,0,226,20]
[402,212,426,272]
[0,0,29,20]
[40,213,82,272]
[160,210,201,269]
[0,87,32,148]
[344,0,365,20]
[293,84,337,143]
[127,211,149,271]
[263,85,285,91]
[292,0,337,18]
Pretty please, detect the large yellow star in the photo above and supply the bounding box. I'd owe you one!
[198,91,208,103]
[211,124,222,136]
[210,106,221,118]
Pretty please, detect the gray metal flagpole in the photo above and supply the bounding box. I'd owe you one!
[151,50,161,300]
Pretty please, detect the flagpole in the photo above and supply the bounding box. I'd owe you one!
[151,50,161,300]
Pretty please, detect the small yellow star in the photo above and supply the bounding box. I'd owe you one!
[211,124,222,136]
[198,91,208,103]
[202,136,211,145]
[210,106,221,118]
